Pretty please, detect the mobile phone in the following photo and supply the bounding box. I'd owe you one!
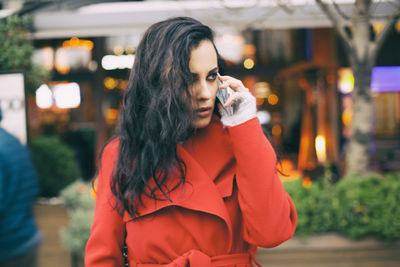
[216,73,235,116]
[216,73,228,105]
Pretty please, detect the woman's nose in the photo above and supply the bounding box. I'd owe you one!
[197,82,212,100]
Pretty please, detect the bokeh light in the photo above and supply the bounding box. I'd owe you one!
[243,58,254,69]
[53,82,81,109]
[36,84,53,109]
[268,94,279,105]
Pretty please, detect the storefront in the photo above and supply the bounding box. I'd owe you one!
[24,1,400,180]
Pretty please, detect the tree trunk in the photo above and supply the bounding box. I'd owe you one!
[345,0,374,175]
[315,0,400,175]
[345,62,373,174]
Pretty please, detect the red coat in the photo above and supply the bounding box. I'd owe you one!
[85,116,297,267]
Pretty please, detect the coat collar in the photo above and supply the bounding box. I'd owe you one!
[183,115,234,181]
[125,115,235,250]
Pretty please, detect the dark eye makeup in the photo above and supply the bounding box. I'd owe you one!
[207,72,218,81]
[190,67,219,82]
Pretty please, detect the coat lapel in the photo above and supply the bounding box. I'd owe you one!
[183,115,236,199]
[131,116,235,250]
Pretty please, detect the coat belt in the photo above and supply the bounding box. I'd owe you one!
[132,250,252,267]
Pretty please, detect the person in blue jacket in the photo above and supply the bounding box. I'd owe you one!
[0,107,42,267]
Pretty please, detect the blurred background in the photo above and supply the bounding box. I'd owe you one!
[0,0,399,266]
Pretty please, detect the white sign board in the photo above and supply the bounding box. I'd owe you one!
[0,72,28,145]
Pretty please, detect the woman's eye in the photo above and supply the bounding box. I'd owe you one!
[207,73,217,81]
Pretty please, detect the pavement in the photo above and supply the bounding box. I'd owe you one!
[256,234,400,266]
[35,204,71,267]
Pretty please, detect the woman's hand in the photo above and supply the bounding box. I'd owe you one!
[218,75,249,108]
[217,75,257,127]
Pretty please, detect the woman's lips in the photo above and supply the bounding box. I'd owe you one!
[196,107,212,118]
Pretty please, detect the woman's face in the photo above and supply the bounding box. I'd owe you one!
[188,39,219,128]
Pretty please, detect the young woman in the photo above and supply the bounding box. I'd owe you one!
[85,17,297,267]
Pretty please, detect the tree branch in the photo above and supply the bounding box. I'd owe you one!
[277,0,295,14]
[333,1,350,21]
[371,6,400,60]
[315,0,353,51]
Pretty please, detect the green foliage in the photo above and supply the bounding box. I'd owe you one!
[284,177,337,236]
[60,180,95,253]
[55,172,400,254]
[284,172,400,242]
[60,179,95,211]
[0,15,49,95]
[60,209,94,253]
[30,135,81,197]
[335,173,400,241]
[0,15,32,70]
[26,64,50,95]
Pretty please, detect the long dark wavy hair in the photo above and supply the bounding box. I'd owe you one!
[105,17,224,219]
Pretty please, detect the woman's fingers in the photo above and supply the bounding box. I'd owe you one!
[218,75,248,92]
[217,75,249,108]
[223,91,241,108]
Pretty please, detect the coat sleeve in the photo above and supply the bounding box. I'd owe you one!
[85,140,125,267]
[226,118,297,248]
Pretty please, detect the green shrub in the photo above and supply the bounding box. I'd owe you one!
[60,180,95,253]
[60,208,94,252]
[284,176,337,236]
[60,180,95,211]
[284,172,400,242]
[57,172,400,253]
[0,15,49,95]
[379,173,400,241]
[30,135,81,197]
[335,173,400,241]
